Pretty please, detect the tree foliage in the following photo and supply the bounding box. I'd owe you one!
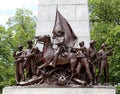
[6,8,36,49]
[0,25,15,94]
[0,8,36,94]
[89,0,120,25]
[89,0,120,87]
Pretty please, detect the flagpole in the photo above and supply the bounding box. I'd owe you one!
[56,4,58,10]
[52,5,58,39]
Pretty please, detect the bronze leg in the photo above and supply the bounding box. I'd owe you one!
[97,61,104,83]
[82,58,92,85]
[76,62,82,78]
[104,63,109,83]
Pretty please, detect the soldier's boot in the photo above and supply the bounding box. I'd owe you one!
[89,80,93,86]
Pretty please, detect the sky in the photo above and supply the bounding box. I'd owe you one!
[0,0,38,27]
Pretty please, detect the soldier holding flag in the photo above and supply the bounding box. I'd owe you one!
[52,10,77,67]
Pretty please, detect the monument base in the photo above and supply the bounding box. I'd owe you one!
[3,85,116,94]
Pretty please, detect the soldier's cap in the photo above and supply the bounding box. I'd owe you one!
[90,40,96,44]
[101,43,106,47]
[18,45,23,48]
[79,41,84,45]
[27,40,33,44]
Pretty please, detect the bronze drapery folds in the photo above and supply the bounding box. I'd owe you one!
[52,10,77,48]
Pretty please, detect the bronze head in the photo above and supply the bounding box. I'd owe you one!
[90,40,96,45]
[101,43,106,49]
[79,41,84,47]
[58,30,65,37]
[18,45,23,51]
[27,40,33,44]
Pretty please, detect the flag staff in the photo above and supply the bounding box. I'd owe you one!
[56,4,58,10]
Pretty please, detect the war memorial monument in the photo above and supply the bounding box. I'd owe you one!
[3,0,116,94]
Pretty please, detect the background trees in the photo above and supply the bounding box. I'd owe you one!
[89,0,120,93]
[0,25,14,93]
[0,8,36,94]
[6,8,36,49]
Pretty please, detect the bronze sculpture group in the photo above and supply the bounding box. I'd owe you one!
[13,10,112,86]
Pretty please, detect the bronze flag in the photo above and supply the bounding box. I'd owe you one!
[52,10,77,48]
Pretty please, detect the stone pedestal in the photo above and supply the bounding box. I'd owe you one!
[36,0,90,48]
[3,86,116,94]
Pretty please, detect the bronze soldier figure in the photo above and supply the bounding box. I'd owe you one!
[87,40,97,84]
[76,41,93,85]
[96,43,112,84]
[14,9,113,86]
[13,45,25,83]
[52,31,65,67]
[24,40,36,80]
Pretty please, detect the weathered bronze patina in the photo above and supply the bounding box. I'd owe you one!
[13,10,113,87]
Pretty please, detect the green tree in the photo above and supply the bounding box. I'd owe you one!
[0,8,36,94]
[105,26,120,84]
[6,8,36,49]
[89,0,120,87]
[89,0,120,25]
[0,25,14,94]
